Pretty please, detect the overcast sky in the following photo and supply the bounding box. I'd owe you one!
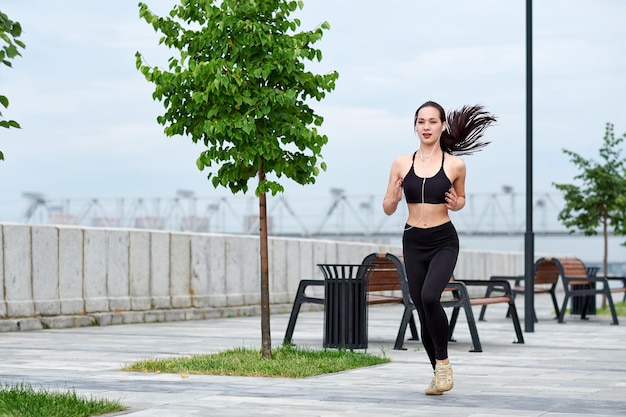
[1,1,625,260]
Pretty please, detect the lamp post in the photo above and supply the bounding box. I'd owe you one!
[524,0,535,333]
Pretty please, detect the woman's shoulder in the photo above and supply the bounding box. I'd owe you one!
[392,151,414,166]
[397,151,416,161]
[390,152,414,175]
[444,152,466,170]
[445,152,465,164]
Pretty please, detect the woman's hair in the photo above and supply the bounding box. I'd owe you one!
[414,101,497,156]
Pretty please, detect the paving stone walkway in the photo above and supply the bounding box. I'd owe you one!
[0,296,624,416]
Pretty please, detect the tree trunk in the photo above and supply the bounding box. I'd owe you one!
[258,166,272,359]
[602,215,608,309]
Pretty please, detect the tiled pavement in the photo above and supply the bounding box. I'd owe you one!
[0,296,624,416]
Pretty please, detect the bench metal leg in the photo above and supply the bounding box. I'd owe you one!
[478,304,488,321]
[394,306,419,350]
[460,301,483,353]
[507,299,525,344]
[283,298,304,346]
[448,302,482,353]
[283,280,324,345]
[478,287,494,321]
[549,287,560,318]
[558,293,570,323]
[603,285,619,325]
[408,313,419,341]
[448,306,460,340]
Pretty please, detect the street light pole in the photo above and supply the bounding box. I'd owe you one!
[524,0,535,333]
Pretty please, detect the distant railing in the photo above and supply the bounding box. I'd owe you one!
[2,190,596,238]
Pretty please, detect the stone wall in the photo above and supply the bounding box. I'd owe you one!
[0,223,525,331]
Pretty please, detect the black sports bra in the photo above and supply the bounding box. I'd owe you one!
[403,152,452,204]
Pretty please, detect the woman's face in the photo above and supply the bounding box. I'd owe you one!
[415,106,446,145]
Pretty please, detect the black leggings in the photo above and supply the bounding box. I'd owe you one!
[402,221,459,369]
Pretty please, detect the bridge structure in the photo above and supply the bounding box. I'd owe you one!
[11,188,589,241]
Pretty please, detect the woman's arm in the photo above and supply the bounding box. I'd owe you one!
[445,157,466,212]
[383,158,405,215]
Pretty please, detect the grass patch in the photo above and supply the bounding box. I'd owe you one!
[595,300,626,316]
[0,382,126,417]
[123,344,390,378]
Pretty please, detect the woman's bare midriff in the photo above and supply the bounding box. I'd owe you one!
[406,203,450,229]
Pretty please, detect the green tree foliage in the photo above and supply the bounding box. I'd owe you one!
[0,11,25,160]
[553,123,626,279]
[136,0,338,358]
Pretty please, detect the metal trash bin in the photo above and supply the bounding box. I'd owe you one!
[571,285,596,315]
[318,263,373,349]
[572,266,599,315]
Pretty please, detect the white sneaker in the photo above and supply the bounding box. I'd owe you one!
[425,375,443,395]
[434,363,453,392]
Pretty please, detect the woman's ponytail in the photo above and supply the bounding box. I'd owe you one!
[441,105,497,155]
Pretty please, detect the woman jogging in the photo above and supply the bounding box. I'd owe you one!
[383,100,496,395]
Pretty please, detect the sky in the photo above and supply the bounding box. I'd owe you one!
[1,1,626,261]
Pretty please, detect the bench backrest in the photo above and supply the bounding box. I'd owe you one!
[562,258,587,277]
[363,255,404,292]
[544,256,591,287]
[534,259,560,285]
[361,253,418,307]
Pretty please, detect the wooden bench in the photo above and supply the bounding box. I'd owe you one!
[443,278,524,352]
[283,252,525,352]
[547,257,626,325]
[479,258,561,322]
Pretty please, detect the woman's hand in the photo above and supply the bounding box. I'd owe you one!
[383,176,403,215]
[392,177,403,202]
[445,187,465,211]
[383,156,409,216]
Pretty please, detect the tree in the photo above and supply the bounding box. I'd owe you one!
[136,0,338,358]
[553,123,626,288]
[0,11,25,161]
